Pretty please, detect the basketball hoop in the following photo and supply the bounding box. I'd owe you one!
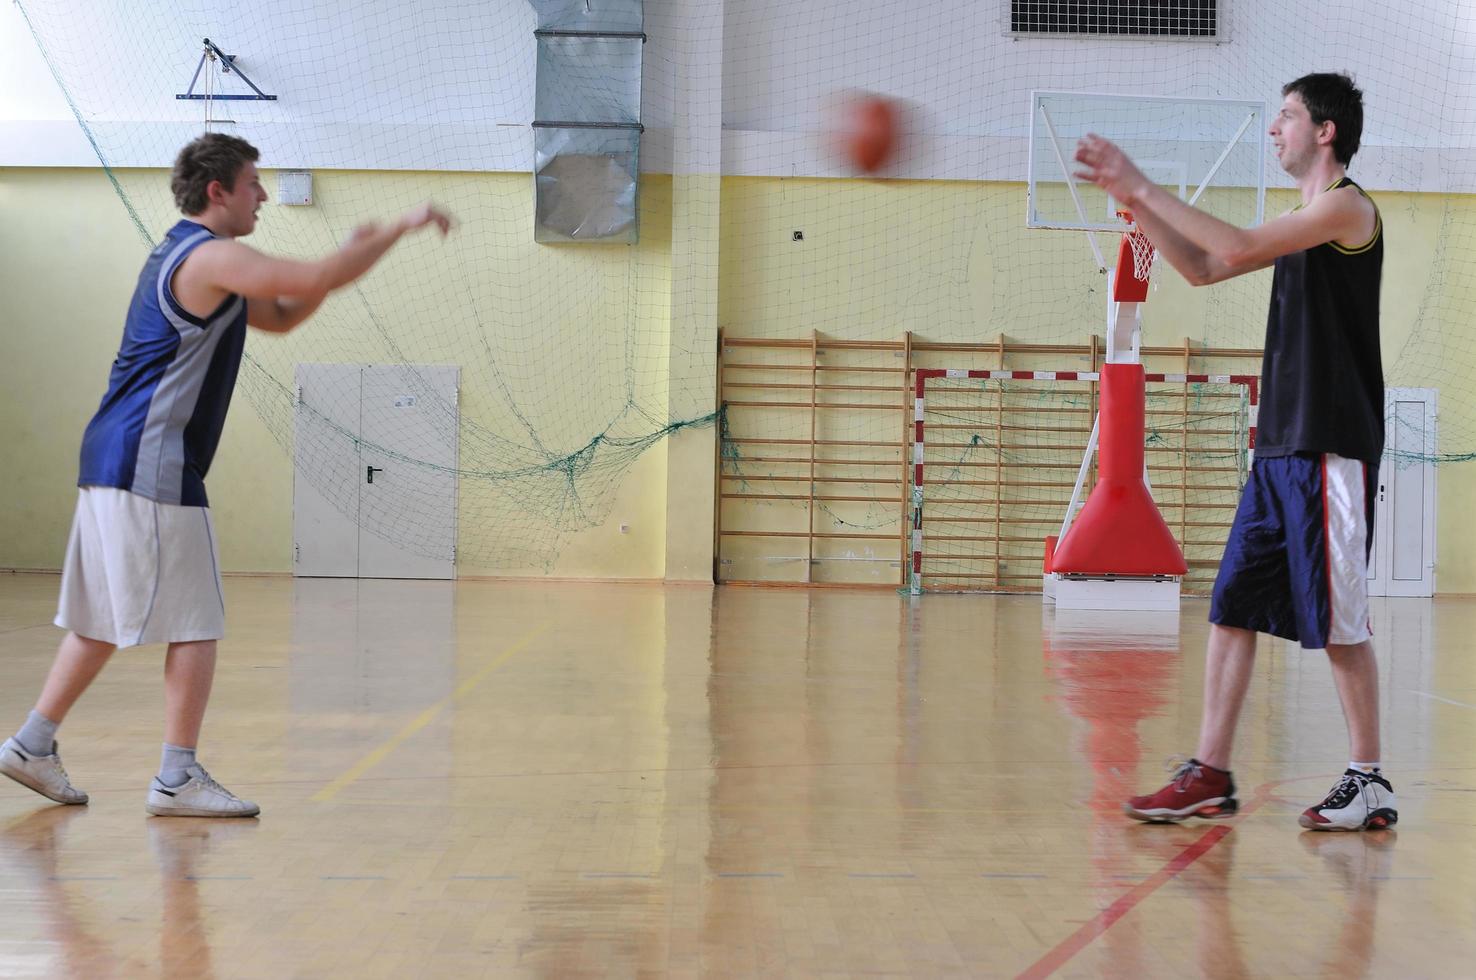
[1116,210,1157,282]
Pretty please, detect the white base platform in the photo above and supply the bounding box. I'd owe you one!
[1043,574,1181,612]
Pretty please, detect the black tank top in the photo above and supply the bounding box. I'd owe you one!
[1256,177,1384,463]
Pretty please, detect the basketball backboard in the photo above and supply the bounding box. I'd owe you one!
[1027,90,1267,235]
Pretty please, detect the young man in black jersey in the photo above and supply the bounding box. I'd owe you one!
[1073,73,1396,832]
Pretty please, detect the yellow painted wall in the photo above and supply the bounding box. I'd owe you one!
[716,178,1476,593]
[3,168,1473,591]
[1,170,142,570]
[0,167,679,580]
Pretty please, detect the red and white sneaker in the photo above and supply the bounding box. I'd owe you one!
[1124,758,1238,823]
[1298,769,1398,832]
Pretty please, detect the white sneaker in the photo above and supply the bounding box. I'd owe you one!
[1299,769,1399,831]
[0,737,88,805]
[145,764,259,818]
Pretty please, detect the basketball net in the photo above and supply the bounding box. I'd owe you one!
[1117,209,1156,283]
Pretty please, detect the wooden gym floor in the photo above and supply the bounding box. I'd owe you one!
[1,571,1472,977]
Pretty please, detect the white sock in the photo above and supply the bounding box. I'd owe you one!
[159,743,198,787]
[15,710,59,756]
[1350,760,1381,773]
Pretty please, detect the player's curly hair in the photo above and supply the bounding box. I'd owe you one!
[171,133,259,215]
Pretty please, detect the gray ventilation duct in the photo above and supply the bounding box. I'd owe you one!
[531,0,644,243]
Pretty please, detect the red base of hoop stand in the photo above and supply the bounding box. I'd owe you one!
[1049,363,1187,577]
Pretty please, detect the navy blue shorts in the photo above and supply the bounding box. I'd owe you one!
[1209,453,1377,650]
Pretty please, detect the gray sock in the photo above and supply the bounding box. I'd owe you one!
[158,743,197,787]
[15,710,59,757]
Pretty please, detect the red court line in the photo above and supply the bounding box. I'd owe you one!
[1015,824,1230,980]
[1015,779,1284,979]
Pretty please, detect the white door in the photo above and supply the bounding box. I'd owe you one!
[1368,388,1437,597]
[293,364,362,577]
[294,364,460,580]
[357,365,459,579]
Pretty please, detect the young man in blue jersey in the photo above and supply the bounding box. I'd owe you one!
[1073,73,1397,831]
[1,134,451,817]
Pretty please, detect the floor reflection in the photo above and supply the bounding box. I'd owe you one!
[1043,606,1204,976]
[0,806,112,977]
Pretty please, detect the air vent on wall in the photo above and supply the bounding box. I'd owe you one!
[1010,1,1220,40]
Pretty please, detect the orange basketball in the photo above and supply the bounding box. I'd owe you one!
[846,95,898,174]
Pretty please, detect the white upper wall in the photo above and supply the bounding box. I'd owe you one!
[4,0,1474,190]
[0,1,93,164]
[1,0,539,170]
[717,0,1476,190]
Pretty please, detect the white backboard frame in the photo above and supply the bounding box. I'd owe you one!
[1027,90,1267,236]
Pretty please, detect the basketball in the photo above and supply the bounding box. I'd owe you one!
[845,94,899,173]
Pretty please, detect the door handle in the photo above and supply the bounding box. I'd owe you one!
[367,465,383,484]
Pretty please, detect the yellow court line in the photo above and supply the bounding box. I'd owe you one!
[311,621,553,803]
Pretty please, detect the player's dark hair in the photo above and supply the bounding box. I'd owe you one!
[1283,73,1363,166]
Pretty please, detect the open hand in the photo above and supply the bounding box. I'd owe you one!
[1074,134,1147,208]
[399,203,453,237]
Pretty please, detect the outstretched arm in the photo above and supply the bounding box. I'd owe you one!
[245,293,330,334]
[180,204,452,332]
[1074,135,1372,285]
[315,203,453,294]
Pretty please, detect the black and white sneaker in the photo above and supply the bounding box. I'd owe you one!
[0,737,88,805]
[146,764,259,818]
[1299,769,1398,832]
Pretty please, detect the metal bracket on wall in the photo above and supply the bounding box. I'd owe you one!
[534,28,646,40]
[177,38,278,101]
